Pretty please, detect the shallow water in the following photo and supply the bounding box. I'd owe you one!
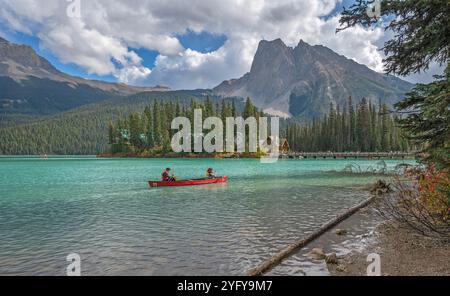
[0,158,413,275]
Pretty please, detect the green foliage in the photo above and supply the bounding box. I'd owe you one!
[339,2,449,241]
[111,96,409,155]
[380,167,450,239]
[396,66,450,168]
[286,98,409,152]
[0,107,118,155]
[0,90,222,155]
[338,0,450,169]
[109,98,257,154]
[338,0,450,76]
[244,97,257,118]
[0,76,115,115]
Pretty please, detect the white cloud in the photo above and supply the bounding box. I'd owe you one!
[0,0,411,88]
[403,61,446,84]
[117,65,152,85]
[0,7,33,35]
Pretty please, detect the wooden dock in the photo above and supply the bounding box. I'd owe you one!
[280,152,415,160]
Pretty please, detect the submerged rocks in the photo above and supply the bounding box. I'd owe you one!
[306,248,326,260]
[325,253,339,265]
[306,248,340,265]
[335,229,348,236]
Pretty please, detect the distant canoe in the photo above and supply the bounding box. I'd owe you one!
[149,176,228,188]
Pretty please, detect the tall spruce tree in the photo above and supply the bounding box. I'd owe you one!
[348,96,356,150]
[244,97,256,118]
[356,98,370,151]
[108,121,115,145]
[338,0,450,168]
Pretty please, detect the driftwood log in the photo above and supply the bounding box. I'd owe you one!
[247,196,376,276]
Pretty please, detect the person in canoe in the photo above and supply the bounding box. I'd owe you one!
[205,168,216,179]
[161,168,176,182]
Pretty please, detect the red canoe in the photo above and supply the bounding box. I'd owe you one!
[148,176,228,188]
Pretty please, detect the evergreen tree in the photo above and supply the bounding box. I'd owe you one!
[380,104,390,151]
[244,97,256,119]
[129,113,144,148]
[144,106,154,148]
[205,96,214,118]
[231,99,237,117]
[102,96,410,155]
[175,102,181,117]
[153,101,162,147]
[356,98,370,151]
[338,0,450,168]
[220,99,228,121]
[108,121,115,145]
[348,96,356,150]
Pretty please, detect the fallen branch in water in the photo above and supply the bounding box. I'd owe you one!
[246,195,376,276]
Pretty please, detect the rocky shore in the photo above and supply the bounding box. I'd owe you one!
[268,205,449,276]
[328,218,450,276]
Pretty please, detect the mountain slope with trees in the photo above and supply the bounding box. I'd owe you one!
[0,90,220,155]
[0,37,168,117]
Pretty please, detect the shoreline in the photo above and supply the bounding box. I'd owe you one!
[98,153,416,160]
[1,153,416,161]
[269,205,450,276]
[97,152,259,159]
[328,216,450,276]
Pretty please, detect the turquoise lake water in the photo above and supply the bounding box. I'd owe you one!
[0,157,413,275]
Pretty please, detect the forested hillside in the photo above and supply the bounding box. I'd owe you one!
[287,97,410,152]
[0,90,221,155]
[0,76,117,115]
[108,96,409,155]
[0,88,410,155]
[108,97,261,155]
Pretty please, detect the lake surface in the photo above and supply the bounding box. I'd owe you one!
[0,158,412,275]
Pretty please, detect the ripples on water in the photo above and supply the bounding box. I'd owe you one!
[0,158,413,275]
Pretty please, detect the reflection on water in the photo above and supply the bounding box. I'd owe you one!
[0,158,413,275]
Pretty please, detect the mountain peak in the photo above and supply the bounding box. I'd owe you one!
[214,38,413,118]
[297,39,307,46]
[259,38,286,46]
[295,39,311,49]
[0,38,59,75]
[0,36,170,116]
[258,38,287,49]
[271,38,285,45]
[250,38,295,89]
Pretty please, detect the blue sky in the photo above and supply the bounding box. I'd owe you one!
[0,24,115,82]
[0,23,227,82]
[0,0,441,88]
